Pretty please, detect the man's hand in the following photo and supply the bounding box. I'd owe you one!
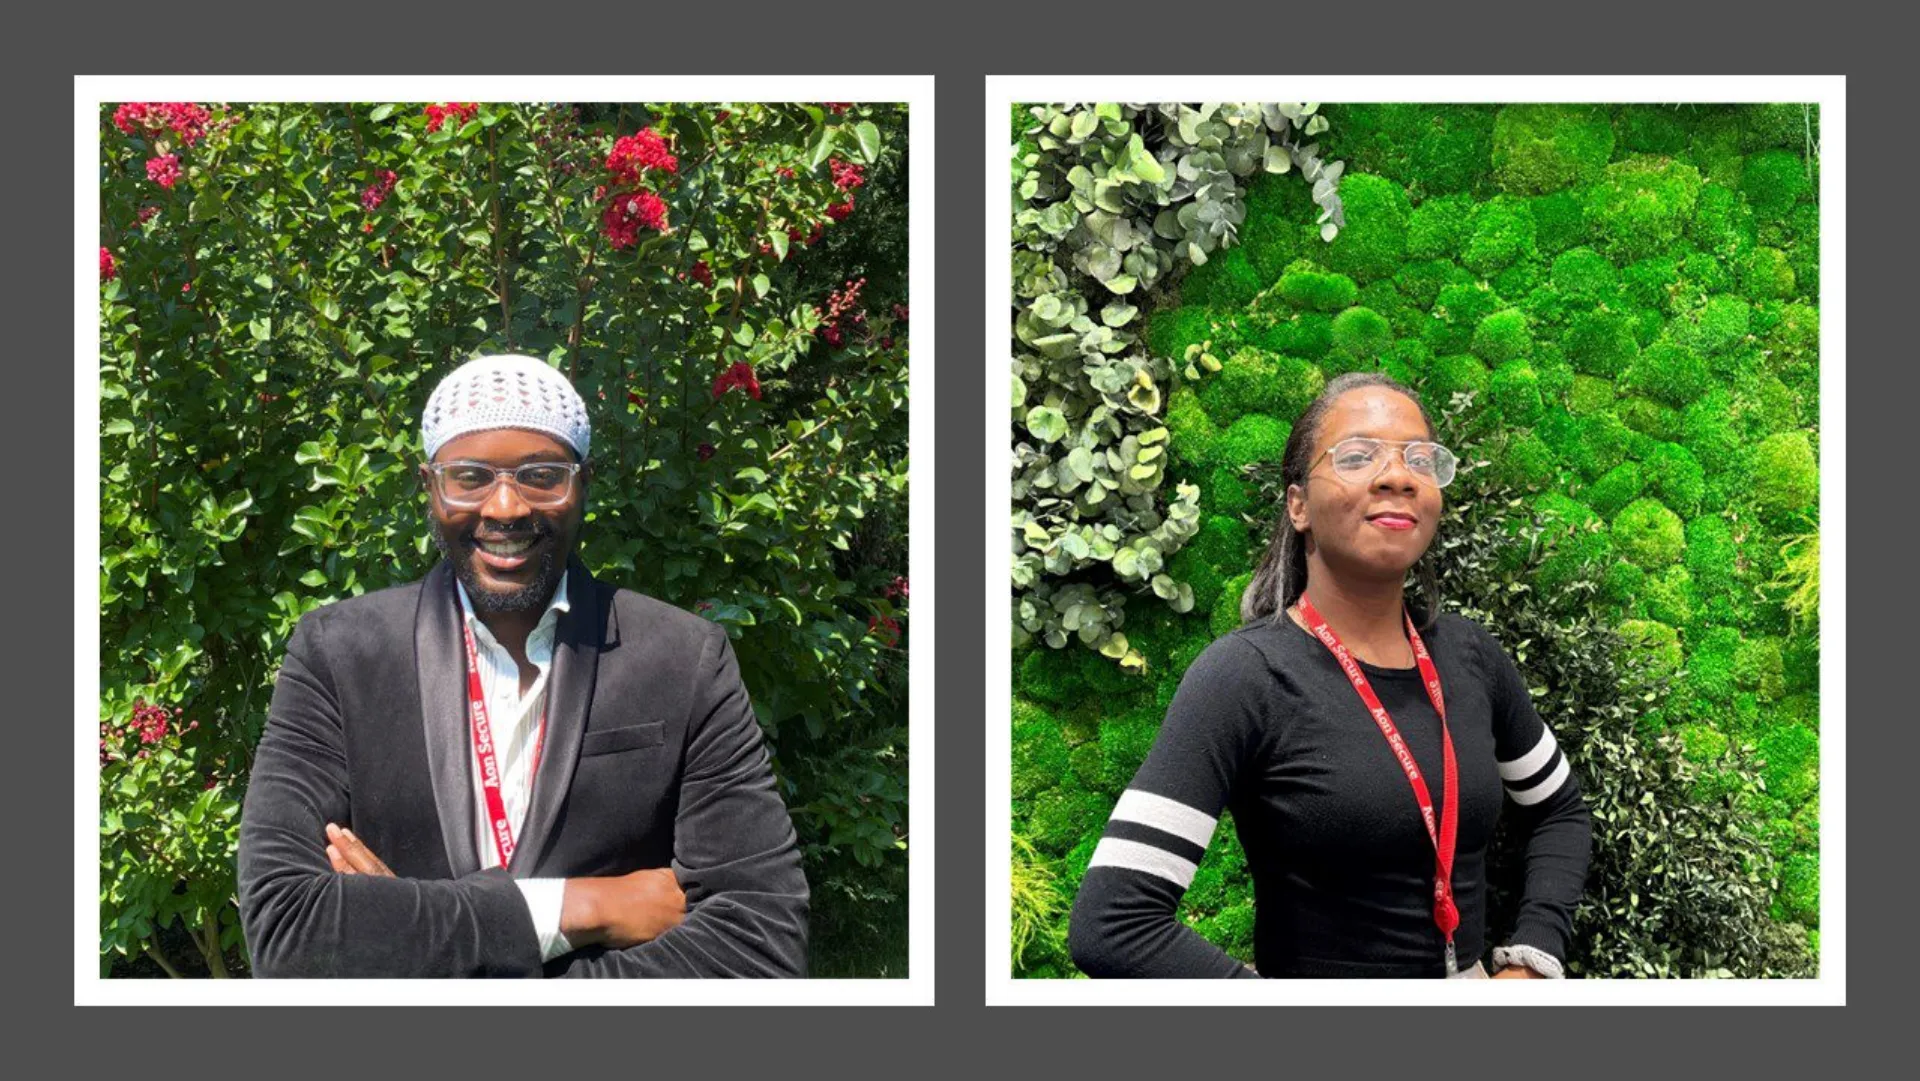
[560,868,686,949]
[325,822,395,877]
[1492,964,1542,979]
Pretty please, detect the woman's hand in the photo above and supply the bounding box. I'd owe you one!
[1492,964,1542,978]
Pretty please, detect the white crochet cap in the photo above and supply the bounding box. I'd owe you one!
[421,354,591,461]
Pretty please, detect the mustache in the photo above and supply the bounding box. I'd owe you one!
[464,521,554,543]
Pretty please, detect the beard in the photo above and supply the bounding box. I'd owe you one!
[431,516,567,615]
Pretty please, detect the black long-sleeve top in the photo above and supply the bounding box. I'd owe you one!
[1069,610,1591,978]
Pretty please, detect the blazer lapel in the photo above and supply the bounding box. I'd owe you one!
[414,560,481,879]
[511,556,605,874]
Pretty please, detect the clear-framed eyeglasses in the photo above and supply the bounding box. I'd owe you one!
[1319,437,1458,489]
[427,460,584,509]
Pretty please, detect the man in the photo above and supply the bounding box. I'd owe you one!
[238,354,809,977]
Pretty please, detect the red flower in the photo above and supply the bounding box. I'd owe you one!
[885,575,909,601]
[99,247,117,282]
[113,102,212,146]
[601,189,669,249]
[776,166,797,180]
[145,154,183,189]
[892,303,909,322]
[360,168,398,211]
[690,260,713,286]
[825,197,855,221]
[627,390,645,408]
[423,102,479,134]
[136,205,160,227]
[805,222,825,246]
[714,110,731,125]
[711,361,762,401]
[829,157,866,191]
[606,129,679,183]
[697,442,716,461]
[867,615,901,648]
[823,326,844,348]
[181,281,192,294]
[824,103,853,114]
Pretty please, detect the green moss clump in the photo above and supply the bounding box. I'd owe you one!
[1682,624,1743,707]
[1741,148,1811,217]
[1394,259,1471,310]
[1687,110,1748,188]
[1586,156,1705,264]
[1488,359,1544,426]
[1200,348,1280,427]
[1027,786,1112,856]
[1019,648,1087,707]
[1681,389,1743,478]
[1067,741,1104,788]
[1677,721,1729,764]
[1602,560,1646,607]
[1075,642,1146,700]
[1011,699,1069,800]
[1686,294,1752,357]
[1358,280,1422,339]
[1097,710,1162,791]
[1425,282,1501,354]
[1735,637,1788,702]
[1548,246,1617,300]
[1534,489,1601,531]
[1190,514,1252,574]
[1624,336,1709,408]
[1326,173,1410,284]
[1618,106,1691,155]
[1409,106,1496,195]
[1757,722,1819,808]
[1562,309,1640,378]
[1641,442,1706,518]
[1237,169,1313,282]
[1529,188,1590,256]
[1207,464,1255,518]
[1166,547,1224,618]
[1687,183,1756,259]
[1165,386,1219,467]
[1621,254,1684,314]
[1329,306,1394,369]
[1211,414,1290,473]
[1617,396,1681,442]
[1182,246,1265,310]
[1262,312,1334,360]
[1491,257,1545,300]
[1405,194,1475,261]
[1737,246,1796,300]
[1533,347,1574,404]
[1278,267,1359,312]
[1495,429,1558,490]
[1750,431,1818,522]
[1567,374,1616,417]
[1427,354,1490,409]
[1765,300,1819,365]
[1613,497,1686,567]
[1148,306,1220,362]
[1684,514,1737,597]
[1491,104,1614,194]
[1212,571,1253,637]
[1641,564,1696,626]
[1586,461,1645,520]
[1462,196,1538,276]
[1775,852,1819,926]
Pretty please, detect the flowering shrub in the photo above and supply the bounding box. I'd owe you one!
[99,101,908,976]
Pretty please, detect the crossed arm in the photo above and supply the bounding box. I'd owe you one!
[237,612,809,978]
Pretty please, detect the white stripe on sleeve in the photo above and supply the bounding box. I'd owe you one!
[1109,789,1219,848]
[1087,837,1201,889]
[1507,755,1571,806]
[1498,727,1558,782]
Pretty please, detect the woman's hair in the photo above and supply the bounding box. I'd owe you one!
[1240,370,1442,628]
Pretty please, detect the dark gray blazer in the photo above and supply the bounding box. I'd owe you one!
[236,558,809,977]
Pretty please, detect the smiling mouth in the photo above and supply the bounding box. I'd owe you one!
[474,536,538,557]
[1367,513,1417,530]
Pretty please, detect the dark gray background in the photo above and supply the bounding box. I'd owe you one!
[28,0,1912,1069]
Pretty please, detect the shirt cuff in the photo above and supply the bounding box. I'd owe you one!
[514,878,576,963]
[1492,943,1566,979]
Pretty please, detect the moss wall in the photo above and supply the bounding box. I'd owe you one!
[1012,103,1820,977]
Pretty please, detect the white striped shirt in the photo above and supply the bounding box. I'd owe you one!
[455,572,574,962]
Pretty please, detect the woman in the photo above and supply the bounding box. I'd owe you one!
[1068,372,1591,979]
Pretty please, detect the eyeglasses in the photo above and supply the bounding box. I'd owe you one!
[1319,437,1457,489]
[427,460,583,509]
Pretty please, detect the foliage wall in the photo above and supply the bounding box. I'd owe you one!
[99,100,909,977]
[1011,103,1819,977]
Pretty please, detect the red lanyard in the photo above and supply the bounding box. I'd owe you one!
[1296,595,1461,972]
[461,619,547,869]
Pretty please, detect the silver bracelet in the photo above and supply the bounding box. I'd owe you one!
[1491,943,1565,979]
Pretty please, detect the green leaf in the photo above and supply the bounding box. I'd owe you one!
[1025,406,1068,443]
[855,122,882,164]
[805,125,835,171]
[368,104,395,123]
[298,569,328,588]
[103,418,136,437]
[771,230,790,262]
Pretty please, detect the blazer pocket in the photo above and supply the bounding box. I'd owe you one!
[580,721,666,757]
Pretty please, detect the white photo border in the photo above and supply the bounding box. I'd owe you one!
[987,74,1843,1006]
[77,73,934,1006]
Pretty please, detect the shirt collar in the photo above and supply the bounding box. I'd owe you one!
[454,569,572,649]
